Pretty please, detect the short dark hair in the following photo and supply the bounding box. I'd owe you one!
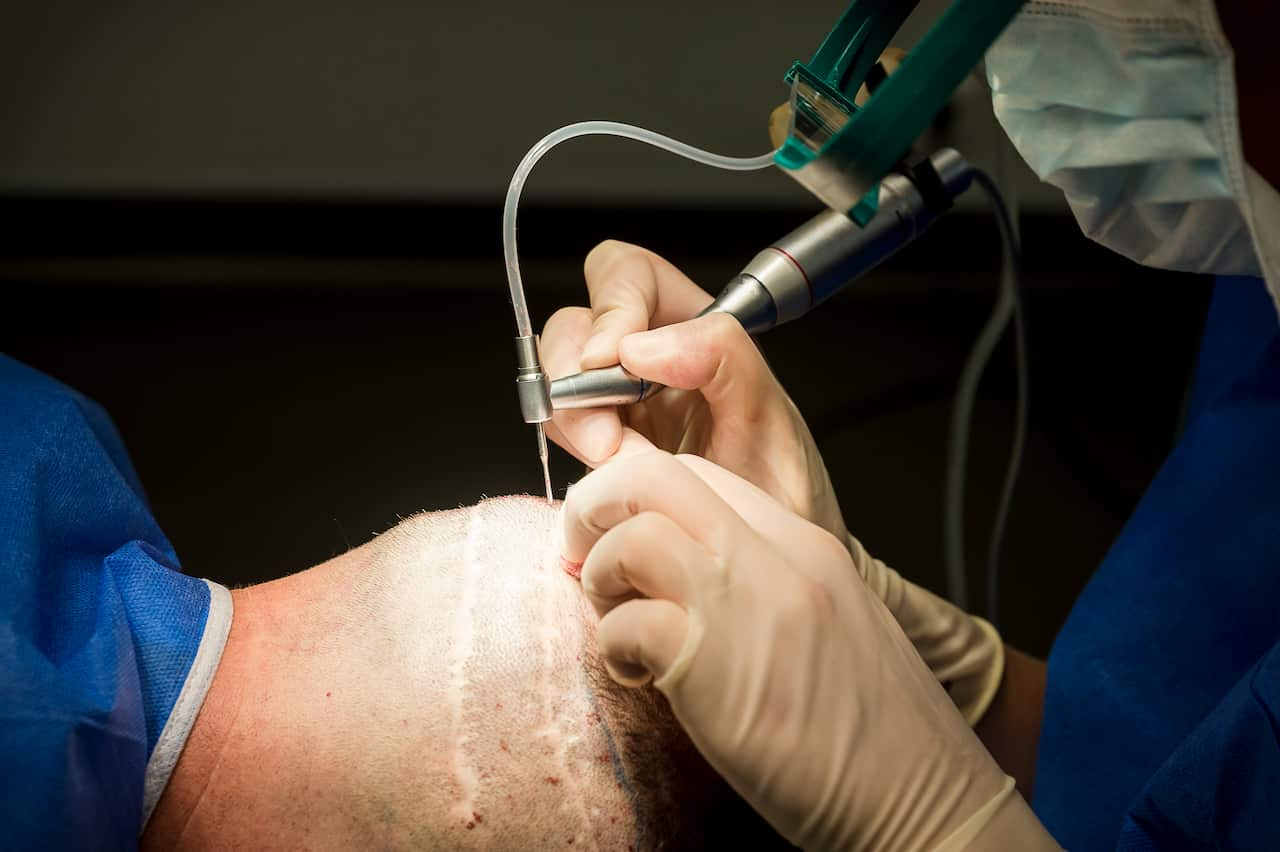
[584,654,793,851]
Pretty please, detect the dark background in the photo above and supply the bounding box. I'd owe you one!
[3,202,1210,659]
[1,0,1212,658]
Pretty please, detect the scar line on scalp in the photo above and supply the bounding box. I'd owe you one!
[535,517,599,849]
[447,506,483,826]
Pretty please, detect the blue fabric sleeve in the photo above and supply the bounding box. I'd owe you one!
[1032,276,1280,849]
[0,355,230,850]
[1118,640,1280,851]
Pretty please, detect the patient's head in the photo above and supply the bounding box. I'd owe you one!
[145,496,787,850]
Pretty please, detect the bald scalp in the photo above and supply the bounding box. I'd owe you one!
[149,496,786,851]
[367,496,787,851]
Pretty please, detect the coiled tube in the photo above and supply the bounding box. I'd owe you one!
[503,121,776,338]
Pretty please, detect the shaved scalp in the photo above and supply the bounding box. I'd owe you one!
[147,496,787,851]
[372,497,788,850]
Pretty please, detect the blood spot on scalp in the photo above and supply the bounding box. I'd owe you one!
[473,812,483,825]
[325,691,331,698]
[545,776,561,786]
[465,822,475,830]
[499,740,510,752]
[596,753,610,765]
[495,702,503,710]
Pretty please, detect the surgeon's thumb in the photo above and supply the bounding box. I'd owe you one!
[619,312,775,418]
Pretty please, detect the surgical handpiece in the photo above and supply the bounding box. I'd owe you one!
[546,147,974,411]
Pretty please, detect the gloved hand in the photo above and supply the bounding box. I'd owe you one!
[540,239,848,538]
[562,451,1059,851]
[848,535,1004,727]
[542,241,1003,726]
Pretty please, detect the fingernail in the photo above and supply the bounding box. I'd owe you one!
[555,497,577,568]
[578,416,618,464]
[580,335,615,369]
[606,659,654,688]
[619,326,673,362]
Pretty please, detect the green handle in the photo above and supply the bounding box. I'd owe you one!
[778,0,1027,223]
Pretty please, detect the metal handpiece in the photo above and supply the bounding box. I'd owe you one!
[549,148,973,411]
[551,365,661,408]
[549,277,772,410]
[514,335,555,499]
[514,336,552,423]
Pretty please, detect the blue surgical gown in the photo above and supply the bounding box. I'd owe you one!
[1034,275,1280,850]
[0,355,231,850]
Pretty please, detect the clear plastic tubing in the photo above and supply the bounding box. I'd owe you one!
[503,121,777,338]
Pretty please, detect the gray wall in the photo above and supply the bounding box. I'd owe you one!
[1,0,1064,211]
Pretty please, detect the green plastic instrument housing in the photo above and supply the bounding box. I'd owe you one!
[777,0,1027,225]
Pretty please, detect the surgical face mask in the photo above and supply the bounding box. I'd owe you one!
[986,0,1280,314]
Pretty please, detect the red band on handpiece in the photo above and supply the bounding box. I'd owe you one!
[768,245,814,303]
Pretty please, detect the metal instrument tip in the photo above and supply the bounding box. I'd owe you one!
[536,424,553,503]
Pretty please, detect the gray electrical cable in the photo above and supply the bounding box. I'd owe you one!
[942,168,1027,625]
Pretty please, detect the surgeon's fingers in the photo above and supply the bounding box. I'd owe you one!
[618,312,781,432]
[545,421,657,464]
[542,306,624,464]
[562,451,748,566]
[675,453,850,585]
[674,453,792,536]
[579,241,714,370]
[542,305,592,381]
[580,511,699,617]
[613,427,658,459]
[596,598,691,687]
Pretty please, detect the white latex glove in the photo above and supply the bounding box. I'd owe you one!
[540,239,848,538]
[544,240,1004,726]
[849,537,1004,727]
[562,451,1059,852]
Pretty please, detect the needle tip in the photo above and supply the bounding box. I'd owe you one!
[536,424,553,503]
